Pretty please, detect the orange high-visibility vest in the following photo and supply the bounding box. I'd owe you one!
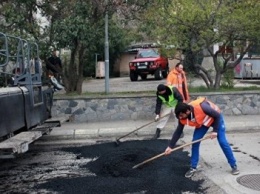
[166,68,190,102]
[180,97,220,128]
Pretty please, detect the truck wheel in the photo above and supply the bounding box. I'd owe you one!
[155,68,163,80]
[162,65,169,78]
[140,74,147,80]
[130,72,138,81]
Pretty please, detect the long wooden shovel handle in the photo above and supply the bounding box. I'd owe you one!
[116,113,171,141]
[132,135,211,169]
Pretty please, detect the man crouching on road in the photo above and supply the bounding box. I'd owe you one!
[153,84,183,139]
[164,97,239,178]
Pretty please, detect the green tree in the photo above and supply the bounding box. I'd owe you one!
[0,0,53,56]
[48,0,153,93]
[0,0,156,93]
[0,0,39,38]
[140,0,260,89]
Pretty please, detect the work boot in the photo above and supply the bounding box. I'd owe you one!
[231,166,240,175]
[152,128,161,139]
[185,168,197,178]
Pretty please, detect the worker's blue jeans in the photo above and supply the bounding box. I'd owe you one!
[190,114,237,169]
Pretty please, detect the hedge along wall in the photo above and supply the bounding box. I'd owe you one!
[52,91,260,122]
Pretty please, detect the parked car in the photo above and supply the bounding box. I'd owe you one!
[128,48,169,81]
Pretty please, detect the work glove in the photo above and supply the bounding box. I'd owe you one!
[155,114,160,122]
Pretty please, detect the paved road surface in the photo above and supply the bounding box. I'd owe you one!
[80,76,260,93]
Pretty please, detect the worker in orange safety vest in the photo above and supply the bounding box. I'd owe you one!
[166,62,190,102]
[164,97,239,178]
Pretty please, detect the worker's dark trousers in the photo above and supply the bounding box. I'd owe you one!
[190,114,237,169]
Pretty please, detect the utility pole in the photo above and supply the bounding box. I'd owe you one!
[105,0,109,94]
[95,53,99,67]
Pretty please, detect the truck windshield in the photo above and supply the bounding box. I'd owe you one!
[137,49,159,58]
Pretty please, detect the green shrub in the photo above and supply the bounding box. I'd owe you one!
[221,68,235,88]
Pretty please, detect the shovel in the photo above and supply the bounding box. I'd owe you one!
[114,113,171,146]
[132,135,211,169]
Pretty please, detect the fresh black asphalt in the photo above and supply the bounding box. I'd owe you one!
[37,139,205,194]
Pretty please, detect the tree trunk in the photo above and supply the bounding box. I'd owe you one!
[75,45,86,94]
[194,64,214,88]
[214,71,222,90]
[63,38,83,94]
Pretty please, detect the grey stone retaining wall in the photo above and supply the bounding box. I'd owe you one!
[52,91,260,122]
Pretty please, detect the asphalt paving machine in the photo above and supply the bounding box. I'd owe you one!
[0,32,66,158]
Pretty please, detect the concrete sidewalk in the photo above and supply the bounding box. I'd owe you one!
[44,115,260,141]
[41,114,260,194]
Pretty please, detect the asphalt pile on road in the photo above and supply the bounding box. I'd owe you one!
[37,139,206,194]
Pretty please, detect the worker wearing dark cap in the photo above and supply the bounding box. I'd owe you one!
[153,84,183,139]
[165,97,239,178]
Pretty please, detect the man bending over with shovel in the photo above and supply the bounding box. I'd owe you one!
[153,84,183,139]
[164,97,239,178]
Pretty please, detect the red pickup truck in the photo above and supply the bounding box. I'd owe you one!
[129,48,169,81]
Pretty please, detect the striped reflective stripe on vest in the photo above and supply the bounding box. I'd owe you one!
[202,102,219,126]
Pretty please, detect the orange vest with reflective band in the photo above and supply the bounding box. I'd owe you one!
[179,97,220,128]
[166,68,190,102]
